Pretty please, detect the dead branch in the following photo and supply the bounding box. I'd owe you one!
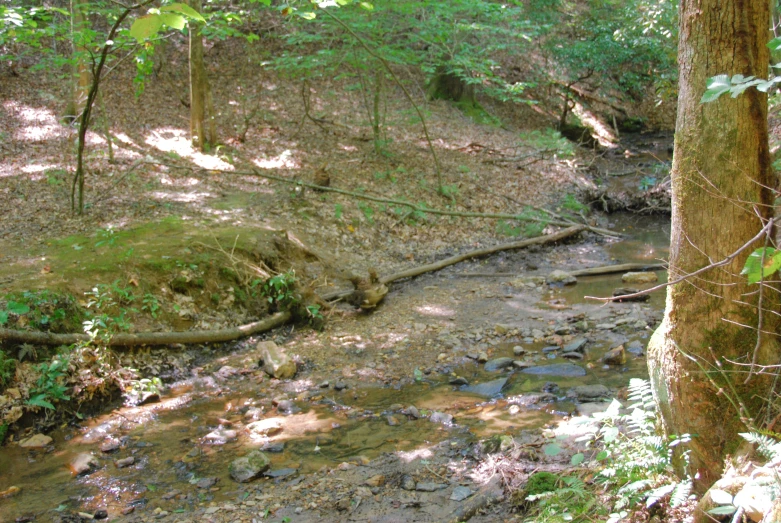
[320,225,585,301]
[0,311,291,347]
[457,262,666,278]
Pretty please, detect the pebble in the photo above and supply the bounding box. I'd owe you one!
[563,338,588,353]
[19,434,52,448]
[386,415,400,426]
[416,482,447,492]
[484,357,514,371]
[115,456,135,468]
[512,345,525,356]
[401,475,416,490]
[334,381,348,391]
[430,412,454,425]
[450,486,473,501]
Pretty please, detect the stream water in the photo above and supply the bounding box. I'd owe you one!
[0,210,671,522]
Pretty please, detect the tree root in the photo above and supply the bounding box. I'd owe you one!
[0,311,291,347]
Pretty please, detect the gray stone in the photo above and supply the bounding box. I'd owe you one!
[264,468,297,479]
[626,341,645,355]
[562,351,584,360]
[521,363,586,377]
[567,385,611,402]
[563,338,588,353]
[602,346,626,365]
[621,272,658,284]
[512,360,535,369]
[196,477,218,489]
[484,357,514,371]
[416,482,447,492]
[334,381,348,391]
[115,456,135,468]
[70,453,100,476]
[546,270,577,285]
[229,450,271,483]
[404,406,421,419]
[477,352,489,363]
[430,412,454,425]
[463,377,508,398]
[542,346,559,353]
[596,323,617,330]
[401,475,416,490]
[20,434,52,448]
[449,376,469,386]
[450,486,474,501]
[513,346,526,356]
[257,341,297,379]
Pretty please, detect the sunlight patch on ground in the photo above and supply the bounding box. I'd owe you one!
[21,163,61,174]
[252,150,299,170]
[5,101,67,142]
[414,304,456,317]
[150,190,213,203]
[396,447,434,462]
[145,127,234,171]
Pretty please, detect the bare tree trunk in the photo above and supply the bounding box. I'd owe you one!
[64,0,91,124]
[647,0,778,493]
[187,0,215,151]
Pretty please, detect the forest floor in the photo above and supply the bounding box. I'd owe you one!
[0,35,678,523]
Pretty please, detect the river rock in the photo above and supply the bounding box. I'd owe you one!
[19,434,52,448]
[513,346,525,356]
[70,453,100,476]
[521,363,586,377]
[546,270,577,285]
[430,412,454,425]
[513,360,535,369]
[626,340,645,355]
[562,351,584,360]
[264,468,297,478]
[401,475,416,490]
[450,486,474,501]
[247,418,283,436]
[542,346,559,353]
[621,272,658,284]
[602,345,627,365]
[257,341,297,379]
[563,338,588,353]
[204,428,237,444]
[115,456,135,468]
[403,406,421,419]
[99,438,121,453]
[365,474,386,487]
[416,482,447,492]
[734,483,775,522]
[484,357,514,371]
[449,376,469,386]
[464,377,508,397]
[229,450,271,482]
[567,385,611,402]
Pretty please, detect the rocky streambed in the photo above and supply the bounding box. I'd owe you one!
[0,213,670,523]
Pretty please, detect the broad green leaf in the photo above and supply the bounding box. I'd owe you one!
[603,426,620,443]
[159,13,185,30]
[595,450,608,461]
[360,2,374,9]
[160,3,205,22]
[130,14,163,42]
[543,443,561,456]
[298,11,316,19]
[701,74,731,103]
[768,37,781,51]
[27,394,55,410]
[570,453,585,465]
[0,311,7,325]
[7,301,30,315]
[741,247,781,284]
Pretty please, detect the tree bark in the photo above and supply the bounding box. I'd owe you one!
[647,0,778,492]
[187,0,215,151]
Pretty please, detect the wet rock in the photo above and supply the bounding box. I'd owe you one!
[541,382,560,394]
[546,270,577,285]
[464,377,508,397]
[70,453,100,476]
[562,352,584,360]
[596,323,617,330]
[319,381,330,388]
[477,352,489,363]
[494,324,510,335]
[257,341,297,380]
[229,450,271,483]
[334,381,348,391]
[563,338,588,353]
[204,428,238,444]
[261,442,285,453]
[626,340,645,355]
[449,376,469,386]
[403,406,421,419]
[276,399,296,414]
[94,509,108,520]
[513,346,525,356]
[430,412,454,425]
[621,272,658,284]
[541,346,559,354]
[567,385,611,402]
[450,486,474,501]
[214,365,238,380]
[484,357,514,372]
[466,352,480,361]
[196,477,218,489]
[416,482,447,492]
[401,475,416,490]
[365,474,386,487]
[138,392,160,405]
[244,407,264,421]
[99,439,121,453]
[115,456,135,468]
[247,418,283,436]
[510,393,557,406]
[512,360,535,369]
[19,434,52,448]
[612,288,650,302]
[521,363,586,377]
[336,498,351,511]
[264,468,297,479]
[602,346,627,365]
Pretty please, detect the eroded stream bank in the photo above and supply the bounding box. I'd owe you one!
[0,213,670,523]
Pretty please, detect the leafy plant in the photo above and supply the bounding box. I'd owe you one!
[638,176,657,191]
[561,194,588,214]
[0,350,16,388]
[259,271,298,310]
[742,247,781,284]
[128,376,162,396]
[141,293,161,318]
[519,129,575,158]
[0,291,78,331]
[28,357,71,410]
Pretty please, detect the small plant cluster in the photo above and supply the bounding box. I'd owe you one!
[526,379,691,522]
[252,271,323,323]
[0,290,81,332]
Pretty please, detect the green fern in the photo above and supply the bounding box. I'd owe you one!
[740,431,781,461]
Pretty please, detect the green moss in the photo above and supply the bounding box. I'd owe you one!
[454,101,502,127]
[525,471,560,495]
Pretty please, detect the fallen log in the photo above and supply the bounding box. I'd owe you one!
[457,262,666,278]
[0,311,291,347]
[321,225,586,301]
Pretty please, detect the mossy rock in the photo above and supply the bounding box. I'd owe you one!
[526,471,560,495]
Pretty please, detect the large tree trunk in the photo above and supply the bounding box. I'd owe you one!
[647,0,777,492]
[187,0,215,151]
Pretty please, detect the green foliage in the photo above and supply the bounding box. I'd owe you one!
[0,350,16,388]
[141,293,161,318]
[128,376,162,396]
[740,431,781,461]
[0,290,80,332]
[574,379,692,521]
[741,248,781,285]
[258,271,298,309]
[0,423,7,445]
[561,194,588,214]
[526,472,560,495]
[28,357,71,410]
[638,176,657,191]
[519,129,574,158]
